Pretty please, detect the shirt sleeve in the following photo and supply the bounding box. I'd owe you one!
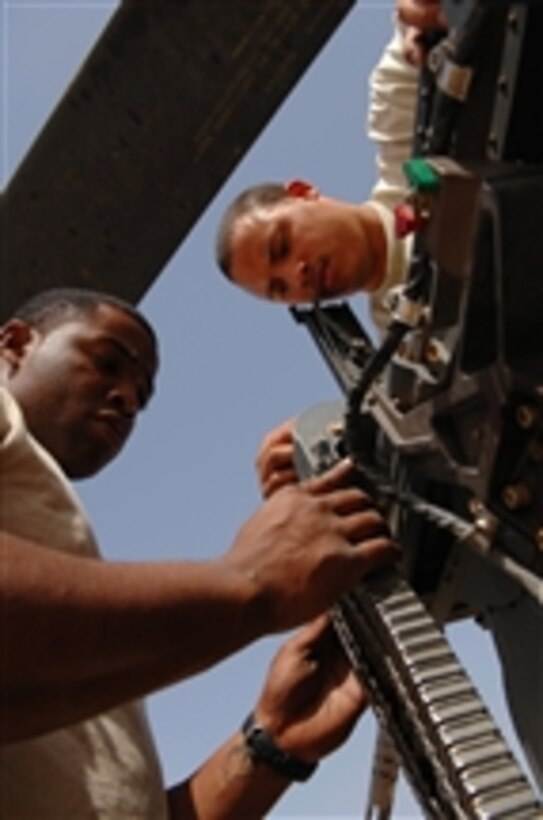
[367,20,419,210]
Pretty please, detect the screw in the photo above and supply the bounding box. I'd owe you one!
[469,497,485,517]
[475,514,496,538]
[516,404,538,429]
[502,483,532,510]
[425,340,441,364]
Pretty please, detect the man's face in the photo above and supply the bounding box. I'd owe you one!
[2,303,158,479]
[228,192,376,304]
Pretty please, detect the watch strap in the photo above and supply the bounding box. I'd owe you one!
[241,712,318,782]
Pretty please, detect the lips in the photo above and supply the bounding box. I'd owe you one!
[94,412,132,449]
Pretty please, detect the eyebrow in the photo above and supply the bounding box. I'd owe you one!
[267,221,289,265]
[268,229,281,264]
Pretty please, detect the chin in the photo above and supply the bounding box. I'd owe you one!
[64,447,120,480]
[65,461,102,480]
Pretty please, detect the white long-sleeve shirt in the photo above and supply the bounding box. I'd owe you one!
[366,22,418,330]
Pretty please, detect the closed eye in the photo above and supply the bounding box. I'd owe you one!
[268,224,290,265]
[94,351,122,377]
[91,341,153,410]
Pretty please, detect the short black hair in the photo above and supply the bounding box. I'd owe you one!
[215,183,287,279]
[13,288,157,348]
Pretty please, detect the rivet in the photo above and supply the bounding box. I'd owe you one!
[516,404,537,429]
[502,483,532,510]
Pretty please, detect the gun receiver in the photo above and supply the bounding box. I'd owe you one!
[291,315,542,816]
[289,3,543,812]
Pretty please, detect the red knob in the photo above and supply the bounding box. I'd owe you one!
[394,202,426,238]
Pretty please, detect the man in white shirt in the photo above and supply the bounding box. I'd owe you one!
[214,1,447,330]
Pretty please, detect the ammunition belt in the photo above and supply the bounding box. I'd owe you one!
[334,568,542,818]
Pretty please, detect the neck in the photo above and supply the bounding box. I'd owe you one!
[358,202,388,291]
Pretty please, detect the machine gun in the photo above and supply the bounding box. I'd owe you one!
[290,2,543,816]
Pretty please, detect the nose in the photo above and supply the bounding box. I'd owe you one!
[297,258,313,289]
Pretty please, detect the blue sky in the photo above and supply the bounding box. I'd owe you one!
[2,2,535,816]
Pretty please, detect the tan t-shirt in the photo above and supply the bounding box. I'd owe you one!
[0,387,168,819]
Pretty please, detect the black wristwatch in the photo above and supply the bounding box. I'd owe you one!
[241,712,318,782]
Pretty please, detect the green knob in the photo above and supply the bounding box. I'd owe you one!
[403,157,440,192]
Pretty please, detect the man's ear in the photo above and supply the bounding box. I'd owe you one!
[0,320,36,372]
[284,179,320,200]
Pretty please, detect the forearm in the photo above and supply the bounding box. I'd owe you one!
[167,730,290,820]
[166,614,370,818]
[2,531,265,741]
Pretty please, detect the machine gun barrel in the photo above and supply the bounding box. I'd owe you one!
[293,398,542,818]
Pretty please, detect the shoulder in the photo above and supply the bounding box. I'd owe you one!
[0,387,25,448]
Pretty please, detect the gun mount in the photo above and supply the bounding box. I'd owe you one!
[291,1,543,815]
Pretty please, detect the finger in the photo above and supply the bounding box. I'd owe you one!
[256,419,295,456]
[304,458,354,493]
[338,508,391,540]
[403,27,427,67]
[397,0,447,30]
[262,468,299,499]
[293,617,344,675]
[257,441,296,478]
[350,536,401,576]
[319,487,376,514]
[292,613,333,648]
[343,669,370,711]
